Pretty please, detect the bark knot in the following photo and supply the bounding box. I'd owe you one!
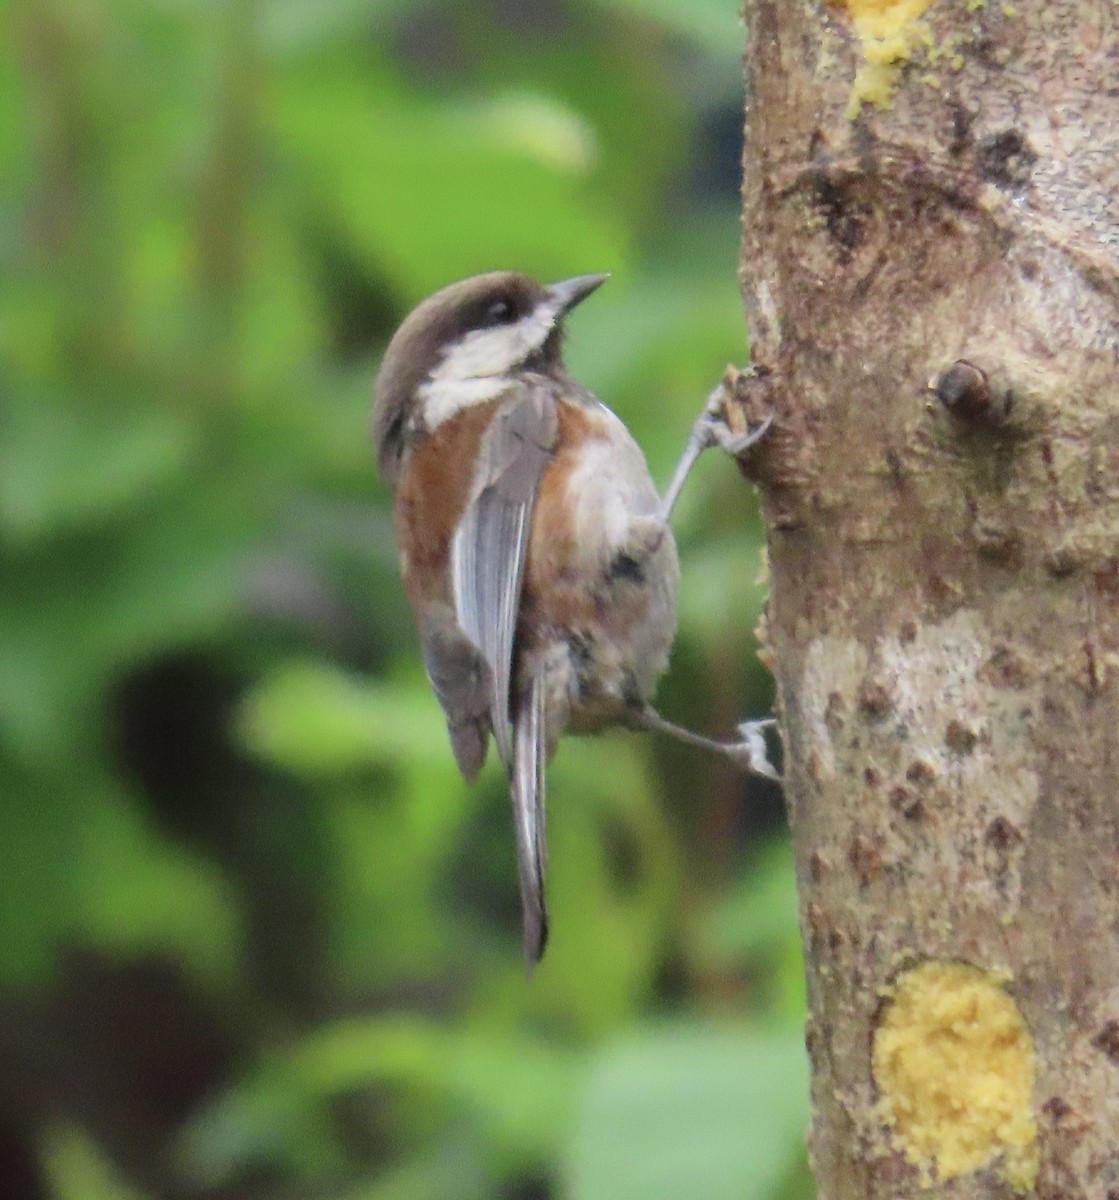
[1092,1020,1119,1065]
[931,360,1013,429]
[975,129,1037,196]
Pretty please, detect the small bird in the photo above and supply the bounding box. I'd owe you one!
[372,271,771,964]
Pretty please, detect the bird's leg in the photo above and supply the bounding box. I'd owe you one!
[657,378,773,525]
[643,375,779,780]
[631,709,781,780]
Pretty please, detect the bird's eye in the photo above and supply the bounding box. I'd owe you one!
[485,298,516,324]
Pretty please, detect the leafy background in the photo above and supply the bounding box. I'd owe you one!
[0,1,809,1197]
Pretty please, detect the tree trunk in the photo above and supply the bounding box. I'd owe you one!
[737,1,1119,1195]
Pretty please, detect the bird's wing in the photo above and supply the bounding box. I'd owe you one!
[450,388,558,768]
[419,606,493,781]
[450,389,557,964]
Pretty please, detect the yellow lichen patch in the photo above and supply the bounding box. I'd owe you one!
[873,962,1039,1192]
[842,0,937,119]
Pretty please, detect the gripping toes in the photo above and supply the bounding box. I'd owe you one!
[700,379,773,457]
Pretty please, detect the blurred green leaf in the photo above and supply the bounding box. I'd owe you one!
[239,659,455,776]
[0,391,196,543]
[0,482,253,757]
[677,529,767,652]
[295,1017,579,1167]
[529,739,684,1036]
[42,1125,152,1200]
[0,754,82,985]
[324,778,469,985]
[79,787,243,990]
[274,69,627,300]
[564,1025,809,1200]
[591,0,745,61]
[461,91,599,173]
[262,0,418,53]
[697,839,801,964]
[180,1017,580,1187]
[177,1077,347,1191]
[692,838,807,1021]
[337,1142,491,1200]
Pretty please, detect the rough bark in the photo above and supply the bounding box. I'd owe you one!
[737,1,1119,1196]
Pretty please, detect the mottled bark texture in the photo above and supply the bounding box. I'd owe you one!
[738,1,1119,1196]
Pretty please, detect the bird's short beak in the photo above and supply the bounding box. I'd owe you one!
[546,273,610,315]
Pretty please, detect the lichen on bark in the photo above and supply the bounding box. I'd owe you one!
[873,961,1038,1191]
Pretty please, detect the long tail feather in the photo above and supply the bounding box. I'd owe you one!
[512,673,548,965]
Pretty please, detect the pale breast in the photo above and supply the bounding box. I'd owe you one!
[521,400,680,736]
[563,405,660,565]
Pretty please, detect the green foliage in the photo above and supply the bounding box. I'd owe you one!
[180,1016,580,1187]
[565,1026,808,1200]
[0,0,809,1197]
[43,1126,150,1200]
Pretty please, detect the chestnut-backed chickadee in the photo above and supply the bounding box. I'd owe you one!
[372,271,772,964]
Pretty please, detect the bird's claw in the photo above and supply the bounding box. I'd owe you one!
[713,412,774,457]
[725,718,782,780]
[699,378,773,458]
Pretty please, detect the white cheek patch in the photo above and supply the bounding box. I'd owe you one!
[438,310,555,380]
[418,305,559,429]
[420,375,510,428]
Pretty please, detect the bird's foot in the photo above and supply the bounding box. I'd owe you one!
[699,378,773,457]
[719,718,782,780]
